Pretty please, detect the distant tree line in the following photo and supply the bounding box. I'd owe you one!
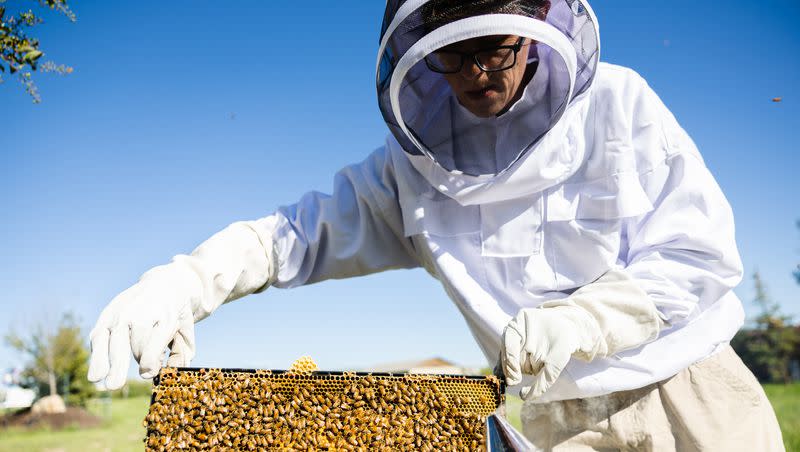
[731,221,800,383]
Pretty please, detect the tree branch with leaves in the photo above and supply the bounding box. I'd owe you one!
[0,0,75,103]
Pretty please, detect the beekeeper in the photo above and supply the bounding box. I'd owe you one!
[88,0,784,449]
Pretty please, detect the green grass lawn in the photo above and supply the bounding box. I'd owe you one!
[0,396,150,452]
[764,383,800,451]
[504,393,524,431]
[1,384,796,451]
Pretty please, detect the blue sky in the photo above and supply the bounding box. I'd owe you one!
[2,1,799,378]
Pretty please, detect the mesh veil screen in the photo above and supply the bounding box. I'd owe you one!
[377,0,598,176]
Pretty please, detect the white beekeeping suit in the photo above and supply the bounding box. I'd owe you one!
[89,0,784,449]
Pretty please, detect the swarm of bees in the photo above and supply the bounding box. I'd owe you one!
[144,366,503,451]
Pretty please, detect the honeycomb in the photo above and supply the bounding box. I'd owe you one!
[288,356,318,375]
[144,365,504,451]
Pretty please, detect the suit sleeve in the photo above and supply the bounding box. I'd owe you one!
[621,74,744,330]
[270,147,420,288]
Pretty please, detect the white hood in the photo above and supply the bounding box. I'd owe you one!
[376,0,600,205]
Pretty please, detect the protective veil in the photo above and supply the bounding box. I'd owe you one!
[377,0,598,203]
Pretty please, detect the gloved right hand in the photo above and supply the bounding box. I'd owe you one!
[87,219,279,390]
[501,269,666,400]
[502,305,604,400]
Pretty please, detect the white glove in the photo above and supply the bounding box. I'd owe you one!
[502,269,665,400]
[88,218,279,390]
[502,305,602,400]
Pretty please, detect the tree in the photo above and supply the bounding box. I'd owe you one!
[0,0,75,103]
[4,311,95,406]
[731,271,800,383]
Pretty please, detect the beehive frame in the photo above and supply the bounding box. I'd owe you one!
[145,367,505,451]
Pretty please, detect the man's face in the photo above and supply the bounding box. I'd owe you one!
[438,35,531,118]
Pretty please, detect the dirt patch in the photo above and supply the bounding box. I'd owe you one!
[0,406,103,431]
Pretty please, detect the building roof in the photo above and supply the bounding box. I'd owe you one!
[367,356,464,374]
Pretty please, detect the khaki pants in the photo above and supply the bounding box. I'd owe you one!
[521,346,784,451]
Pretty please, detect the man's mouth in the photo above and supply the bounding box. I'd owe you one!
[465,85,500,100]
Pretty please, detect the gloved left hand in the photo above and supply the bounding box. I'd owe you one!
[88,217,279,390]
[501,269,666,400]
[88,261,202,389]
[502,305,603,400]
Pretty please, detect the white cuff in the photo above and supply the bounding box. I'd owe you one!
[170,216,279,322]
[540,268,664,358]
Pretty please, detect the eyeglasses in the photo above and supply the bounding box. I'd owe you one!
[424,37,528,74]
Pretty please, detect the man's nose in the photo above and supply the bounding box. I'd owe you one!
[459,59,484,80]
